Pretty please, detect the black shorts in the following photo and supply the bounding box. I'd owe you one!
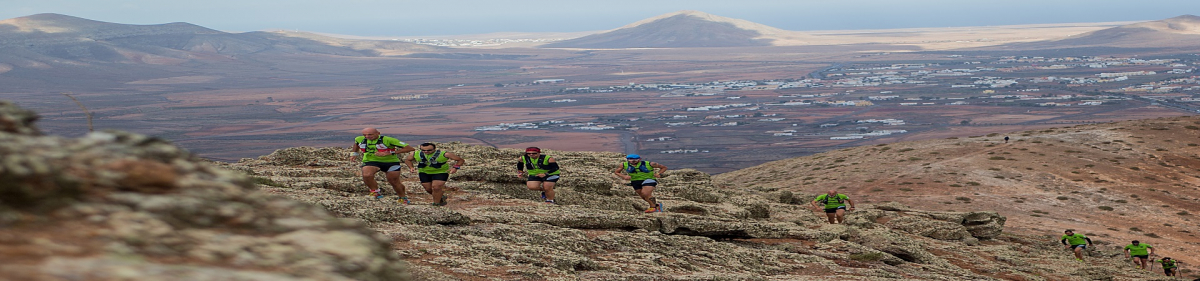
[527,175,561,182]
[629,179,658,190]
[363,161,404,172]
[1164,267,1175,275]
[418,173,450,183]
[824,206,847,213]
[1070,244,1087,250]
[1132,254,1149,259]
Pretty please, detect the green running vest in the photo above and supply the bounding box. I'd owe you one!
[623,161,655,181]
[523,155,559,175]
[417,150,450,174]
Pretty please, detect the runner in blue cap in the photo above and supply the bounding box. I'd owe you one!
[613,154,668,213]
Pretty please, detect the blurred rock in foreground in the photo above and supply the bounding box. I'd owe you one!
[0,100,409,281]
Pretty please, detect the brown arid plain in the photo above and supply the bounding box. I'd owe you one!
[7,12,1194,174]
[7,15,1190,171]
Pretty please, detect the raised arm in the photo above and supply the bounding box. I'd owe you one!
[612,165,629,179]
[446,152,466,167]
[445,152,466,174]
[348,142,361,160]
[542,157,559,176]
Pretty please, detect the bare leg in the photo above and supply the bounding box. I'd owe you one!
[526,181,543,191]
[542,181,556,201]
[361,166,381,191]
[432,180,448,204]
[638,186,657,206]
[385,171,404,197]
[835,208,847,224]
[825,212,837,224]
[1073,247,1084,260]
[421,182,434,196]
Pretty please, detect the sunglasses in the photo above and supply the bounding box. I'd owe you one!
[421,149,435,152]
[525,152,539,155]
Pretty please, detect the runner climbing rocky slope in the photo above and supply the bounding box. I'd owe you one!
[232,125,1199,279]
[2,98,1190,280]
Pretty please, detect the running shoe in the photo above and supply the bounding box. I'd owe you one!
[656,203,664,212]
[544,200,557,205]
[644,206,658,213]
[397,196,410,205]
[370,190,383,199]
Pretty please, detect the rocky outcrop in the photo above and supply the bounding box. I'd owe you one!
[0,101,409,280]
[0,101,39,135]
[876,202,1007,240]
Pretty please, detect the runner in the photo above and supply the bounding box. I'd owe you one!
[810,190,855,224]
[350,128,415,202]
[1123,240,1154,270]
[405,143,466,206]
[516,147,560,204]
[612,154,667,213]
[1154,257,1179,277]
[1060,229,1094,262]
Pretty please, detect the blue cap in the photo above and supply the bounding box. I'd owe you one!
[626,154,641,159]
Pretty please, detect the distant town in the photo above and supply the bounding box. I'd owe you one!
[467,55,1198,155]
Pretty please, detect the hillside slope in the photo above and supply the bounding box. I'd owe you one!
[717,115,1200,269]
[993,15,1200,50]
[232,140,1179,280]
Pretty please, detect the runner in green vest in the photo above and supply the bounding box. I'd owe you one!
[1060,229,1093,262]
[1154,257,1179,277]
[612,154,668,213]
[810,190,855,224]
[516,147,560,204]
[350,128,415,202]
[405,143,466,206]
[1123,240,1154,270]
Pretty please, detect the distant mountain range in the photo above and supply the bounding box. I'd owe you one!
[542,10,1200,50]
[1,11,1199,65]
[0,13,439,66]
[542,10,786,48]
[992,15,1200,50]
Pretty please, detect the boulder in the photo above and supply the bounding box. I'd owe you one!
[0,101,410,281]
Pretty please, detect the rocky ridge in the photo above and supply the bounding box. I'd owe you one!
[0,100,410,280]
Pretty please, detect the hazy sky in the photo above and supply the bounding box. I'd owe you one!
[4,0,1199,36]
